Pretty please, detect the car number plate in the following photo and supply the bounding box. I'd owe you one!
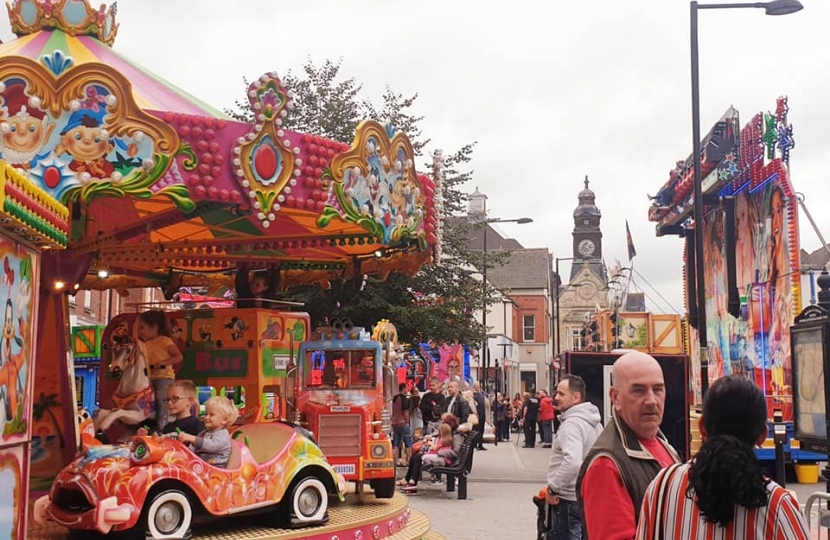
[333,464,356,475]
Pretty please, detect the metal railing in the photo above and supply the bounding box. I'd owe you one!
[804,491,830,533]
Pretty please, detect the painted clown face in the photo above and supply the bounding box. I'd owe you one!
[0,113,54,164]
[61,124,113,162]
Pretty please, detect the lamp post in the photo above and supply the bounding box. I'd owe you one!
[482,216,532,392]
[689,0,802,396]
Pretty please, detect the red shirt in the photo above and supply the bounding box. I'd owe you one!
[538,396,555,421]
[581,438,676,540]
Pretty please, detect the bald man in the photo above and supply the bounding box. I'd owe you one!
[576,352,680,540]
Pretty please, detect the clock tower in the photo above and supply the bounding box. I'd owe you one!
[572,176,602,261]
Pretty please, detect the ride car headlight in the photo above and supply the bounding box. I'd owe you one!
[130,436,164,465]
[131,440,150,463]
[371,443,388,459]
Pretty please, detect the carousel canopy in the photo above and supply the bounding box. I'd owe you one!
[0,0,440,292]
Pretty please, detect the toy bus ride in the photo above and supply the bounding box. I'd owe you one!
[288,318,397,499]
[98,307,310,435]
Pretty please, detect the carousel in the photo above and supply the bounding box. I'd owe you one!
[0,1,444,539]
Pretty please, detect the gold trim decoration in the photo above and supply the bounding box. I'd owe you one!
[318,120,427,249]
[7,0,119,47]
[232,73,300,230]
[0,57,189,210]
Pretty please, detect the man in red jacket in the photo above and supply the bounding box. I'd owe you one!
[538,389,555,447]
[576,351,680,540]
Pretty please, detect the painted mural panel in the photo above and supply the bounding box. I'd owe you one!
[0,445,27,540]
[698,173,799,418]
[0,241,36,447]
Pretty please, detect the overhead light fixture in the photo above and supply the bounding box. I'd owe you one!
[73,283,80,290]
[54,280,65,291]
[97,269,109,279]
[374,249,384,258]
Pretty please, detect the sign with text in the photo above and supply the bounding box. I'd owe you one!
[180,349,248,379]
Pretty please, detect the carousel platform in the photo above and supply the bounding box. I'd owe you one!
[27,492,446,540]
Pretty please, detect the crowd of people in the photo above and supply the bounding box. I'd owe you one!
[535,350,809,540]
[122,309,815,538]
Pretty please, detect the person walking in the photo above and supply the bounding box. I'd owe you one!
[473,382,487,450]
[391,383,412,467]
[577,352,680,540]
[635,375,809,540]
[494,392,508,442]
[544,375,603,540]
[522,391,540,448]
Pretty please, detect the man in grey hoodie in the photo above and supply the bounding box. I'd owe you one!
[544,375,603,540]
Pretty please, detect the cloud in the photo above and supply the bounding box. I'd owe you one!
[1,0,824,313]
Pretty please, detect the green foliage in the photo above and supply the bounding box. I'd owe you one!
[227,59,503,348]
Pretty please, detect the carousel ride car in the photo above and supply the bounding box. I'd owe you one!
[33,422,345,538]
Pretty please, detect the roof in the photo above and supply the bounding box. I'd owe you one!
[802,245,830,272]
[0,1,439,291]
[568,259,607,283]
[486,248,552,291]
[466,222,524,251]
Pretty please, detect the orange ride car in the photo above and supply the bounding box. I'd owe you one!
[33,422,345,538]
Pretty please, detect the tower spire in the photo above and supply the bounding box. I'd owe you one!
[584,175,589,190]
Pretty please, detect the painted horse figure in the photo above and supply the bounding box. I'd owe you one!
[93,337,155,433]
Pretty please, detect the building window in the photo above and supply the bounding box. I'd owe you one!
[69,293,76,306]
[84,291,92,311]
[569,327,583,351]
[522,315,535,342]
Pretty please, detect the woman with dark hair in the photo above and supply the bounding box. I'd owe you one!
[635,376,808,539]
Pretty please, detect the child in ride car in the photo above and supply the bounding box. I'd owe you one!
[137,380,204,437]
[178,396,239,468]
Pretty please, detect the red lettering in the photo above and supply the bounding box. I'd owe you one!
[195,352,212,372]
[216,356,230,371]
[232,356,243,371]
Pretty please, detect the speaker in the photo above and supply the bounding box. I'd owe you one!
[341,318,354,332]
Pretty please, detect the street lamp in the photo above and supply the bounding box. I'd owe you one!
[689,0,802,396]
[482,216,532,392]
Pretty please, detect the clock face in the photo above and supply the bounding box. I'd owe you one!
[578,282,596,300]
[578,239,596,256]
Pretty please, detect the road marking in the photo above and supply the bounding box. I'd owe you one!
[510,440,525,470]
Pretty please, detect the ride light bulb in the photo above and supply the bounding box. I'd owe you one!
[372,433,380,440]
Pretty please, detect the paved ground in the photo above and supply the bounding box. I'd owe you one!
[403,436,830,539]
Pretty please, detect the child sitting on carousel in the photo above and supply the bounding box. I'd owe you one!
[137,379,204,437]
[178,396,239,468]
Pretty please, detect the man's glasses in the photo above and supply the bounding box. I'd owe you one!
[165,396,186,403]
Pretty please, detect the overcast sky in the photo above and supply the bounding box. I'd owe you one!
[4,0,828,313]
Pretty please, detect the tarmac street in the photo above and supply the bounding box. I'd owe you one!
[402,438,830,539]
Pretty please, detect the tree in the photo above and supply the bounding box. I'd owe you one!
[226,59,505,348]
[32,391,64,450]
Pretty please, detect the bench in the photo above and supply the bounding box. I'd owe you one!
[430,430,477,500]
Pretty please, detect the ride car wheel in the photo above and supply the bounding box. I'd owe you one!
[372,478,395,499]
[290,477,328,523]
[144,489,192,539]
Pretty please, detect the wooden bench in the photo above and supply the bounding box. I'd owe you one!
[430,430,477,500]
